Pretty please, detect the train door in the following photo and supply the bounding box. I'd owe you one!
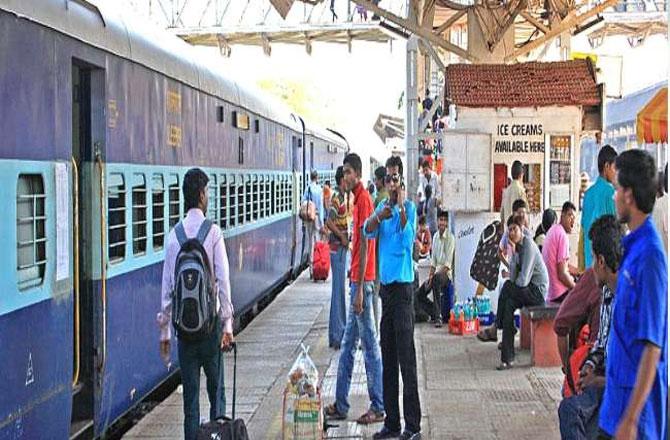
[290,134,301,275]
[70,62,104,439]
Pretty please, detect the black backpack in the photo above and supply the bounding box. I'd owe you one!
[171,219,217,341]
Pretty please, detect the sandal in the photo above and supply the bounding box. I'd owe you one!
[356,409,385,425]
[476,327,498,342]
[324,403,347,421]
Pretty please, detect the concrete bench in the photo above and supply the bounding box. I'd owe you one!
[520,305,561,367]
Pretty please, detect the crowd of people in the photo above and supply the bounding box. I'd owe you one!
[300,154,424,439]
[476,148,668,439]
[155,142,667,440]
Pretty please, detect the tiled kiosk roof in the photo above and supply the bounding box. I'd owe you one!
[444,60,601,108]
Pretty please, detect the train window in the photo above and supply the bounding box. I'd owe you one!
[16,174,46,290]
[238,137,244,164]
[279,176,284,213]
[252,175,259,221]
[254,119,260,133]
[132,174,148,256]
[216,106,224,123]
[271,177,276,215]
[208,174,219,224]
[245,176,252,223]
[264,175,270,218]
[233,111,250,130]
[286,176,291,212]
[108,173,127,264]
[152,174,165,251]
[219,175,227,230]
[229,175,237,228]
[283,176,289,212]
[237,175,244,225]
[168,174,180,228]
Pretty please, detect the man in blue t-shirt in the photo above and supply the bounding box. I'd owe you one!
[598,149,667,440]
[581,145,617,268]
[365,156,421,440]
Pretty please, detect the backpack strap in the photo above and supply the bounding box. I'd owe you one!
[196,219,213,245]
[175,222,188,247]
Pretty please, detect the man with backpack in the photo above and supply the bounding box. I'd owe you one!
[157,168,235,440]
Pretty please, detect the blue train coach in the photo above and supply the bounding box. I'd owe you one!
[0,1,347,438]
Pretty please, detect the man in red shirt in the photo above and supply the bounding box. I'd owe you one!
[325,153,385,425]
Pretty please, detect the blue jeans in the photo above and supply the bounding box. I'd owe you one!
[177,327,226,440]
[558,385,604,440]
[329,247,348,347]
[335,281,384,415]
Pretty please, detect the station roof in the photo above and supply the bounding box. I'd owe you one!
[444,59,601,108]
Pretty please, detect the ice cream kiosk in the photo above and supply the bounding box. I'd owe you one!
[439,60,604,305]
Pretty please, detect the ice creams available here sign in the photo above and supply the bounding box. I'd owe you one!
[494,123,545,154]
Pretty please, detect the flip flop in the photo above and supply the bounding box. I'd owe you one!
[476,327,498,342]
[356,409,385,425]
[324,403,347,421]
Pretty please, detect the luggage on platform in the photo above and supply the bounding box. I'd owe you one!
[312,241,330,281]
[197,343,249,440]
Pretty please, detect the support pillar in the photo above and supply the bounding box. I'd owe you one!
[406,35,419,196]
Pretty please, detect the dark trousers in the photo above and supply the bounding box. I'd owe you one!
[558,385,604,440]
[380,282,422,433]
[430,271,450,320]
[414,273,451,321]
[414,282,433,322]
[177,326,226,440]
[498,280,544,363]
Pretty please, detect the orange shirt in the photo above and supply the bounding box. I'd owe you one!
[350,182,376,282]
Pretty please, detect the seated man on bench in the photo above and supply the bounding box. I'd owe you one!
[414,210,454,327]
[478,215,548,370]
[553,267,601,393]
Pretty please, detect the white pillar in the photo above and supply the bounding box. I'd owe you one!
[406,35,419,196]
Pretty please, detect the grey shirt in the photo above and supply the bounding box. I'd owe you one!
[510,236,548,297]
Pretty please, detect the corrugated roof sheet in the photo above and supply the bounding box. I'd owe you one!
[606,81,667,127]
[445,60,601,108]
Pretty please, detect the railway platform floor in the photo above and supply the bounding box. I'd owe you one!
[124,268,563,440]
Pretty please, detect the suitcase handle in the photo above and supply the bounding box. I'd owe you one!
[217,341,237,420]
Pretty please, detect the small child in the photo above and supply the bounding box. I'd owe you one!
[415,216,432,260]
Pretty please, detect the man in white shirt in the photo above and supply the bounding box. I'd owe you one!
[500,160,527,224]
[652,163,668,254]
[427,210,454,327]
[157,168,234,440]
[417,159,441,203]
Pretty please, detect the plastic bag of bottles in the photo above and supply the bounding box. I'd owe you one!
[287,344,318,398]
[283,344,322,440]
